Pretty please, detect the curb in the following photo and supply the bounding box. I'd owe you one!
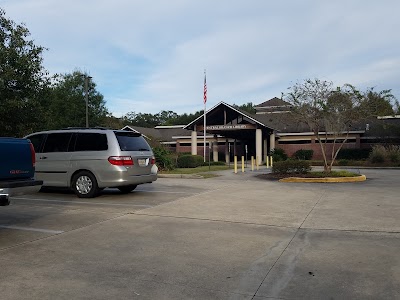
[279,174,367,183]
[157,174,203,179]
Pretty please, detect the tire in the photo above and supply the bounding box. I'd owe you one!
[72,171,99,198]
[117,185,137,194]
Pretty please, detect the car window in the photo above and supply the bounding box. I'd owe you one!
[73,133,108,151]
[115,132,151,151]
[43,133,72,153]
[27,133,46,153]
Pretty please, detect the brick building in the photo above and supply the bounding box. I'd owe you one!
[123,98,400,162]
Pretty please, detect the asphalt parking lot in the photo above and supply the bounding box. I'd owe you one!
[0,168,399,299]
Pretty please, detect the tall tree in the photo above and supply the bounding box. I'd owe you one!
[169,110,203,125]
[285,79,370,172]
[233,102,256,114]
[122,112,160,128]
[359,88,397,116]
[46,71,109,129]
[0,9,50,137]
[157,110,178,125]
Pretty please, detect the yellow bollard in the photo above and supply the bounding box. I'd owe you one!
[270,156,273,167]
[242,156,245,173]
[251,156,254,171]
[266,155,270,168]
[234,156,237,174]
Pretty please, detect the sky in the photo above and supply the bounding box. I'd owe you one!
[2,0,400,117]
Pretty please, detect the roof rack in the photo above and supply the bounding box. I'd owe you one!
[61,127,110,130]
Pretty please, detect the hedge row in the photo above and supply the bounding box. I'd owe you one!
[272,160,311,174]
[337,148,371,160]
[293,149,313,160]
[176,155,204,168]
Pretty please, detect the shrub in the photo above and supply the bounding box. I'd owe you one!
[386,145,400,162]
[293,149,314,160]
[153,146,175,171]
[271,148,288,162]
[337,148,371,160]
[272,160,311,174]
[177,155,204,168]
[178,152,192,157]
[369,145,386,163]
[337,159,350,166]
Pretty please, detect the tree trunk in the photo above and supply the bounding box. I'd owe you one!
[324,164,332,172]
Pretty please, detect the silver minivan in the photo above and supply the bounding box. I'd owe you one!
[25,128,157,198]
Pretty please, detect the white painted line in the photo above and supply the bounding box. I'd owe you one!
[12,197,153,208]
[0,225,64,234]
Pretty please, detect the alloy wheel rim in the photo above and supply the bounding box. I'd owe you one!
[76,176,92,194]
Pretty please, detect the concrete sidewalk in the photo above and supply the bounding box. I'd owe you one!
[0,168,399,299]
[137,168,400,299]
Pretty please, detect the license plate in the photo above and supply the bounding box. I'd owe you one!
[138,158,148,166]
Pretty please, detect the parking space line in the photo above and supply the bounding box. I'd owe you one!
[0,225,64,234]
[12,197,153,208]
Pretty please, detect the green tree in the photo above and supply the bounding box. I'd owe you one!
[45,71,109,129]
[233,102,256,114]
[170,110,203,125]
[285,79,371,172]
[0,9,50,137]
[122,112,160,127]
[359,88,397,116]
[157,110,178,125]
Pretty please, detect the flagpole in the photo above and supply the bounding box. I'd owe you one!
[203,69,207,162]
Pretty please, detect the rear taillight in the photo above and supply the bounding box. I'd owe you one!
[108,156,134,166]
[29,143,36,167]
[151,157,156,165]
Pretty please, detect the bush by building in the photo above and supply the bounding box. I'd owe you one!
[369,145,400,164]
[153,146,175,171]
[272,160,311,174]
[271,148,288,162]
[293,149,314,160]
[177,155,204,168]
[337,148,371,160]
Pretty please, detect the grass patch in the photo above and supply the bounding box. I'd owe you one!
[305,170,360,178]
[260,169,360,181]
[160,165,231,174]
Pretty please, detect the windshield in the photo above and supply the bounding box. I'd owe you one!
[115,132,151,151]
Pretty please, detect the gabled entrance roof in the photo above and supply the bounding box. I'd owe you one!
[184,101,274,135]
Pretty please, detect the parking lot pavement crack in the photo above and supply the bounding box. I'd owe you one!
[298,189,327,230]
[249,189,327,299]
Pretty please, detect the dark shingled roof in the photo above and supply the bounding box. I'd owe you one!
[254,97,291,108]
[251,112,309,133]
[122,125,190,142]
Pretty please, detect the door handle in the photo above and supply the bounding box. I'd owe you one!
[39,156,48,159]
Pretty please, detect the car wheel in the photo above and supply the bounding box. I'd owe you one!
[117,185,137,194]
[72,171,99,198]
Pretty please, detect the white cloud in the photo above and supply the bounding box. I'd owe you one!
[3,0,400,116]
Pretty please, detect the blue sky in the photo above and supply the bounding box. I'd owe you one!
[3,0,400,116]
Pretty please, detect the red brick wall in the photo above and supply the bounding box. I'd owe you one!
[277,142,358,160]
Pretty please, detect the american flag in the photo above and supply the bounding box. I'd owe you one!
[203,72,207,104]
